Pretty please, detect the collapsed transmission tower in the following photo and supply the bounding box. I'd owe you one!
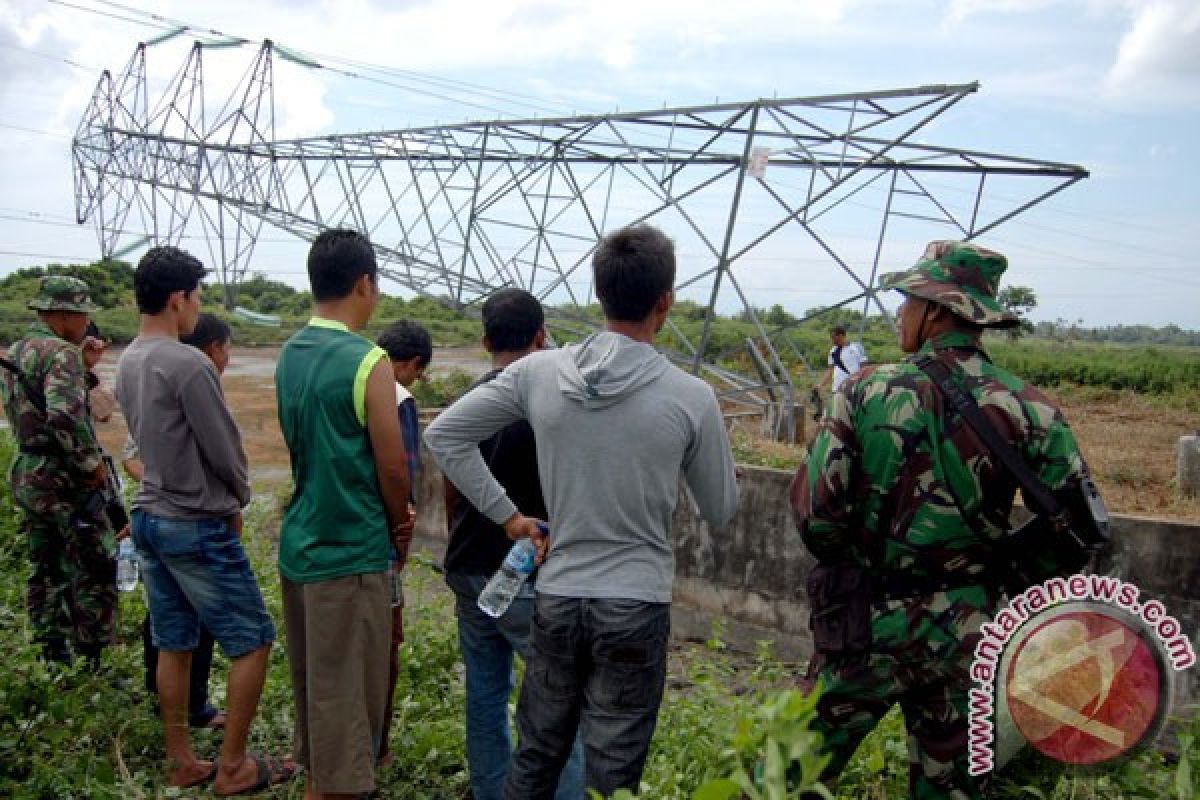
[73,39,1087,438]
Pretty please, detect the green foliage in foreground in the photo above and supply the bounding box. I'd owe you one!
[0,431,1194,798]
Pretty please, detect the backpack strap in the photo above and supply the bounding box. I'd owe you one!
[830,345,849,375]
[913,354,1068,528]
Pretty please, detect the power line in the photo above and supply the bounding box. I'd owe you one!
[0,122,71,137]
[71,0,573,120]
[0,248,99,260]
[45,0,176,32]
[0,41,93,71]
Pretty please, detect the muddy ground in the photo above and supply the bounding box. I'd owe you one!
[89,346,1199,521]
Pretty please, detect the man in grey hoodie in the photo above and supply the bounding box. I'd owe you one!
[424,223,738,798]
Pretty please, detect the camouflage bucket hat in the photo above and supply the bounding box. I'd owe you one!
[27,275,99,313]
[879,240,1019,329]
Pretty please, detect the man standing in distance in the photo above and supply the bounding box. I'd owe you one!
[276,229,414,800]
[441,288,585,800]
[426,224,739,799]
[117,247,286,794]
[0,276,115,667]
[792,241,1099,799]
[823,325,868,394]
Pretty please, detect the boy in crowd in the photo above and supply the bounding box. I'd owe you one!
[375,318,432,767]
[441,288,585,800]
[116,247,287,794]
[276,229,414,799]
[426,225,738,798]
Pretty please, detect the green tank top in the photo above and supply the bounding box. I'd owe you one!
[276,318,389,583]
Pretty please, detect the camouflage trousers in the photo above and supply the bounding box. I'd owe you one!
[805,645,988,800]
[14,487,116,656]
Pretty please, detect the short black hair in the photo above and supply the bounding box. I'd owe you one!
[831,325,847,337]
[181,312,232,351]
[307,229,378,302]
[592,224,676,323]
[377,319,432,367]
[134,246,207,314]
[482,288,543,353]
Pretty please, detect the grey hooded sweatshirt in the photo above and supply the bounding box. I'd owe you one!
[424,331,738,603]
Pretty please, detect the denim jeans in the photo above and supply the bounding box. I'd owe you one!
[502,594,670,800]
[449,573,586,800]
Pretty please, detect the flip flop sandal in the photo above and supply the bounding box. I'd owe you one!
[214,754,298,797]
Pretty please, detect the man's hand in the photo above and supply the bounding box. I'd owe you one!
[503,513,549,564]
[81,336,106,370]
[390,504,416,567]
[115,523,131,542]
[84,462,107,488]
[229,511,244,537]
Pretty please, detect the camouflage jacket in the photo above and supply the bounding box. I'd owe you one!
[1,320,104,488]
[793,331,1085,580]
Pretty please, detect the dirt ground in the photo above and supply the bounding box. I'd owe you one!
[91,346,1199,522]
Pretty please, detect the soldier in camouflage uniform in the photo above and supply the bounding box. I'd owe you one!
[0,276,116,665]
[791,241,1093,799]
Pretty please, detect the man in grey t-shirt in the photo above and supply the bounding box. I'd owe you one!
[426,224,738,798]
[116,246,291,794]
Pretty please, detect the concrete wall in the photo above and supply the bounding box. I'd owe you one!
[413,447,1199,706]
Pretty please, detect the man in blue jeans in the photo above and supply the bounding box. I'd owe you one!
[442,288,585,800]
[427,226,739,798]
[117,246,291,795]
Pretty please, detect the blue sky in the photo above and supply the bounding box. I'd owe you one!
[1,0,1197,327]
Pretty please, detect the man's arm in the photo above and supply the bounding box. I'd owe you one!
[43,346,104,482]
[179,364,252,507]
[365,359,413,559]
[424,367,527,530]
[791,388,862,562]
[682,389,739,527]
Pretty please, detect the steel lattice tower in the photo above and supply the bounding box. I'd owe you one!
[73,39,1087,437]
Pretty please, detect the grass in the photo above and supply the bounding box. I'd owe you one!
[0,432,1194,798]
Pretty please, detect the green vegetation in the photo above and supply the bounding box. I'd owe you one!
[2,262,1198,399]
[0,431,1194,798]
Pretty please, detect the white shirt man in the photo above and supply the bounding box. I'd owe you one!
[827,328,868,391]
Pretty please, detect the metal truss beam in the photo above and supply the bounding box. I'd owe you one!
[73,40,1088,439]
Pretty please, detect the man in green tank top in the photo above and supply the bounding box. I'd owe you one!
[276,229,414,800]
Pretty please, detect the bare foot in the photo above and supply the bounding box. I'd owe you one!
[166,757,216,789]
[214,753,297,796]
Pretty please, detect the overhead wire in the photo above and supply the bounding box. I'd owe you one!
[82,0,577,119]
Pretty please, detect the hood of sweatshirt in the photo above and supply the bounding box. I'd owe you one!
[556,331,670,410]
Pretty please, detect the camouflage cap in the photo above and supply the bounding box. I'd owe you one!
[879,240,1019,329]
[27,275,99,313]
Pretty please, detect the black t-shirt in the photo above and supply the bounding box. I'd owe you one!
[443,368,547,577]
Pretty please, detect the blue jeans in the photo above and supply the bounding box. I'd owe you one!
[449,573,585,800]
[503,594,670,800]
[131,509,275,658]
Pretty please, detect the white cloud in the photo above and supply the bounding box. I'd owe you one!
[1105,0,1200,98]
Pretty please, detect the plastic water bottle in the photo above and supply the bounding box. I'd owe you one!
[477,525,545,618]
[116,538,139,592]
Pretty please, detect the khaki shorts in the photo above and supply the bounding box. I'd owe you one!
[282,571,390,794]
